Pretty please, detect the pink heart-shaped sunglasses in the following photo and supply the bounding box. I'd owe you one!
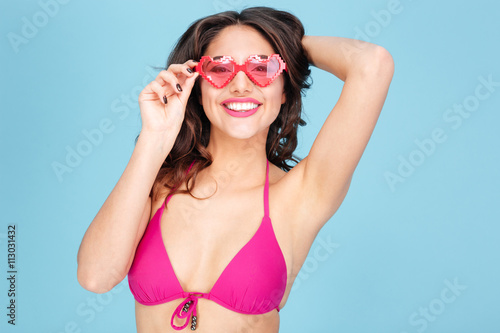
[195,54,287,89]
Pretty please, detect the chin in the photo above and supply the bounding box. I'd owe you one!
[225,127,259,140]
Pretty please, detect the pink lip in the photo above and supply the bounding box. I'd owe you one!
[221,98,262,118]
[221,98,262,105]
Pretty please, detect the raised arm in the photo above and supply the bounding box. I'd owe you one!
[77,133,169,293]
[287,36,394,239]
[77,60,199,293]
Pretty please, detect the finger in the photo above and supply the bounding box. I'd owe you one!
[161,59,198,78]
[154,70,183,95]
[184,59,199,73]
[185,59,199,67]
[174,60,199,85]
[153,69,172,86]
[177,72,200,105]
[170,63,198,78]
[138,80,166,104]
[139,79,160,100]
[149,80,168,103]
[150,61,199,99]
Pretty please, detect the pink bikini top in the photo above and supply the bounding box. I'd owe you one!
[127,159,287,330]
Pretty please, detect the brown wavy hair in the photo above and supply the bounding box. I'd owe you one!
[135,6,312,206]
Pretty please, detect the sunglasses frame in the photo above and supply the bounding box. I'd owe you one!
[195,54,287,89]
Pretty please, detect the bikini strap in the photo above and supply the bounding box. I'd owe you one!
[264,159,270,218]
[163,159,196,209]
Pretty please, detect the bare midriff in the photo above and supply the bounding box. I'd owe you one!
[135,298,280,333]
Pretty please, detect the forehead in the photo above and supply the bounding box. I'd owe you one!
[204,25,275,62]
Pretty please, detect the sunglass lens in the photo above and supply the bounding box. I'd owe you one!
[247,57,280,86]
[203,60,234,87]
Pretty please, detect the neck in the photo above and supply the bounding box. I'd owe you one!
[202,127,269,190]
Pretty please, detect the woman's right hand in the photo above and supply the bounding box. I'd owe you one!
[138,59,199,134]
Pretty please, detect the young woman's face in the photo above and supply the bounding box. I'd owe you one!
[199,25,286,140]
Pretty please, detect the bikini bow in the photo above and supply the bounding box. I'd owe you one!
[171,293,206,330]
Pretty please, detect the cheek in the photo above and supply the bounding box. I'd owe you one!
[266,82,285,120]
[267,84,285,109]
[273,77,286,104]
[265,91,283,121]
[200,82,217,108]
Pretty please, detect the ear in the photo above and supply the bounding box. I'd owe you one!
[280,77,286,104]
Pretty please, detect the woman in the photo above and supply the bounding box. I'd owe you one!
[77,6,394,332]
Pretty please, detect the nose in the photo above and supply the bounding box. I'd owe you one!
[228,70,253,93]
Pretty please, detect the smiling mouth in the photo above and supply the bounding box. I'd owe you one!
[223,102,261,112]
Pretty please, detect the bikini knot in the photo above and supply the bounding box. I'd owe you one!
[171,293,207,331]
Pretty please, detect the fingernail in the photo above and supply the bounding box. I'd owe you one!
[187,68,193,74]
[176,84,183,92]
[163,95,168,104]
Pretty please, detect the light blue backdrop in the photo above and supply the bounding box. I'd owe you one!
[1,0,499,332]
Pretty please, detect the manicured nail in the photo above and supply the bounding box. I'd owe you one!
[176,83,183,92]
[163,95,168,104]
[187,68,193,74]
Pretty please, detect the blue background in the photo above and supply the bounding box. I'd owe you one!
[1,0,499,332]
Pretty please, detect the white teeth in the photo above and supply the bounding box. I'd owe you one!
[224,102,259,111]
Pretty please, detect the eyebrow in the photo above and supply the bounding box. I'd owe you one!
[212,54,269,61]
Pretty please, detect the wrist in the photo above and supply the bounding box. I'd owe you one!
[136,130,177,158]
